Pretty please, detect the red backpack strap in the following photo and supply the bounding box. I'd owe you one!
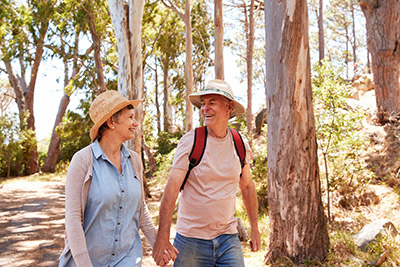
[180,126,208,191]
[229,128,246,174]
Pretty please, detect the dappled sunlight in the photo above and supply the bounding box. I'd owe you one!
[0,176,66,266]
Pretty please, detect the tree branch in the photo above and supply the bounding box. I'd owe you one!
[161,0,184,21]
[144,12,170,64]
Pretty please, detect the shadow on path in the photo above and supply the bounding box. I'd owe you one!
[0,179,65,267]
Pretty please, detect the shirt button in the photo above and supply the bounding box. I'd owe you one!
[122,190,125,193]
[112,253,115,256]
[115,239,118,242]
[120,206,122,209]
[117,222,120,225]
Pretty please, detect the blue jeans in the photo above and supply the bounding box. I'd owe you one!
[173,233,245,267]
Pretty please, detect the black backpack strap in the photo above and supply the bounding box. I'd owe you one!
[180,126,208,191]
[229,128,246,176]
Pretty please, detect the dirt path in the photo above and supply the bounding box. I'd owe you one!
[0,176,160,267]
[0,177,65,266]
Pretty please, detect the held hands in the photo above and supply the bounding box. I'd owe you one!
[153,239,179,266]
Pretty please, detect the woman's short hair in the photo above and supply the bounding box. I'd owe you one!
[97,104,134,140]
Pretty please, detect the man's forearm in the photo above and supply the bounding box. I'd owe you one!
[157,182,180,241]
[241,182,259,230]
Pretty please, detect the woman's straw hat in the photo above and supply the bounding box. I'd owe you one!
[89,90,143,141]
[189,79,245,119]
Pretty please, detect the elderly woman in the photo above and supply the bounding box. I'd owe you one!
[59,90,175,267]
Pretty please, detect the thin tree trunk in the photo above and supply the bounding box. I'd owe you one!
[214,0,224,79]
[246,0,255,137]
[155,58,161,134]
[359,0,400,122]
[43,33,80,173]
[318,0,325,63]
[143,137,156,179]
[42,94,70,172]
[264,0,329,263]
[130,0,145,153]
[345,27,349,79]
[351,1,357,78]
[184,0,194,132]
[163,62,170,131]
[87,4,107,93]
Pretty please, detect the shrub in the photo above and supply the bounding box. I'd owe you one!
[312,61,371,196]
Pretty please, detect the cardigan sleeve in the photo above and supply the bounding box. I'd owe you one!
[64,148,93,267]
[130,151,158,248]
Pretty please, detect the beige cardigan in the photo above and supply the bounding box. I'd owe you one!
[59,146,157,267]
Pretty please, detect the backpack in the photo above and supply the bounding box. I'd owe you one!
[180,126,246,191]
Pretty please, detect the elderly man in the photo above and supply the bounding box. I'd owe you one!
[153,79,261,267]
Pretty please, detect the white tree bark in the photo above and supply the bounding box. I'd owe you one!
[130,0,145,152]
[108,0,132,98]
[108,0,145,153]
[265,0,329,263]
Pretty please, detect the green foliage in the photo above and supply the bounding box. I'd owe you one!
[312,60,371,194]
[56,99,92,163]
[0,112,36,177]
[156,130,182,155]
[364,230,400,266]
[153,147,177,184]
[252,125,268,214]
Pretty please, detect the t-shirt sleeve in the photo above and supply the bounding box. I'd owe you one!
[241,135,253,164]
[171,131,195,171]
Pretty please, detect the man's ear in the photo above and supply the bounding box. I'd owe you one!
[228,100,234,111]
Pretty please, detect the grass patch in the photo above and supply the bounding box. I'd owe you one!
[0,172,65,185]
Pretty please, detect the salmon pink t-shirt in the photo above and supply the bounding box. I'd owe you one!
[171,129,252,240]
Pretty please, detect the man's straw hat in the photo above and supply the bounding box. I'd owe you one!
[189,79,245,119]
[89,90,143,141]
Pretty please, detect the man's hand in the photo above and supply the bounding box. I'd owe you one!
[152,238,179,266]
[249,229,261,252]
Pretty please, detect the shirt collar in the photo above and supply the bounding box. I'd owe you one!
[91,139,131,160]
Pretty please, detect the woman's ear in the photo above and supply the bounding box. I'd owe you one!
[106,117,115,129]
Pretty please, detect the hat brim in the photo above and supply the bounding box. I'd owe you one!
[90,99,143,141]
[189,91,245,119]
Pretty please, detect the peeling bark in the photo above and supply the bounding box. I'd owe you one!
[265,0,329,263]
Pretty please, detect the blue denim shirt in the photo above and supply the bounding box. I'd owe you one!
[60,140,142,267]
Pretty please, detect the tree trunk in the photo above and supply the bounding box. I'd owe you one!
[264,0,329,263]
[130,0,145,153]
[108,0,145,154]
[143,137,156,179]
[155,58,161,134]
[351,1,357,78]
[345,26,349,79]
[214,0,224,79]
[108,0,132,98]
[163,61,170,131]
[88,5,107,93]
[359,0,400,122]
[42,93,70,172]
[184,0,194,132]
[43,33,80,173]
[245,0,255,137]
[318,0,325,63]
[4,21,47,175]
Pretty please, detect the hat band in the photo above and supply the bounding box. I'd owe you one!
[203,88,234,100]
